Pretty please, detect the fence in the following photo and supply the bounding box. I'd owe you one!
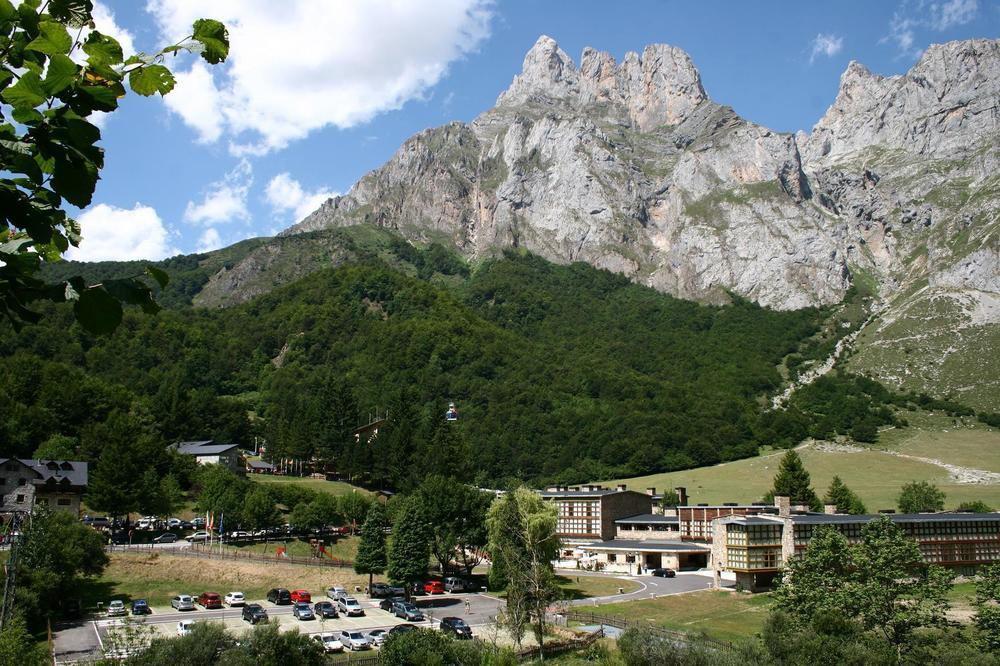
[105,544,354,569]
[559,610,733,652]
[515,625,605,659]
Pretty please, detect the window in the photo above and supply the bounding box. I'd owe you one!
[15,494,24,503]
[57,498,71,506]
[607,553,617,563]
[625,554,636,563]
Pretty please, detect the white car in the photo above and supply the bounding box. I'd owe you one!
[338,630,371,651]
[167,518,183,528]
[186,531,211,543]
[171,595,195,611]
[337,597,364,617]
[177,620,195,636]
[224,592,245,607]
[106,600,126,617]
[326,585,347,601]
[367,629,388,647]
[312,633,344,653]
[228,530,252,540]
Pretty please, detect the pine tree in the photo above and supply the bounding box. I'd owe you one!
[387,499,431,597]
[769,449,822,511]
[824,476,867,515]
[355,502,390,593]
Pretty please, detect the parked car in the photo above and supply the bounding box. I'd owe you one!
[177,620,195,636]
[650,568,676,578]
[171,595,195,611]
[440,616,473,639]
[313,601,338,619]
[388,624,417,637]
[152,533,178,544]
[167,518,183,528]
[367,628,388,647]
[228,530,252,541]
[338,596,365,617]
[109,531,129,545]
[106,600,126,617]
[392,600,424,622]
[326,585,347,601]
[130,599,150,615]
[186,531,211,543]
[369,582,393,598]
[443,577,474,593]
[423,580,445,595]
[292,601,315,621]
[312,633,344,653]
[242,604,268,624]
[191,517,206,528]
[379,596,405,612]
[290,589,312,603]
[197,592,222,609]
[224,592,245,607]
[338,630,371,651]
[266,588,292,605]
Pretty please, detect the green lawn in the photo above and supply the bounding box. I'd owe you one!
[581,590,772,643]
[605,418,1000,510]
[223,536,359,561]
[556,575,641,600]
[248,474,372,497]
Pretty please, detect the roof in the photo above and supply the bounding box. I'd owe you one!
[1,459,89,488]
[679,505,778,512]
[540,488,633,498]
[615,514,679,525]
[247,460,275,470]
[720,515,783,525]
[581,539,711,553]
[172,440,239,456]
[790,512,1000,525]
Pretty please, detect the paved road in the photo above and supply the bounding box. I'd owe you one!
[563,571,722,606]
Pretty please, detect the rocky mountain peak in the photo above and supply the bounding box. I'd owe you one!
[802,38,1000,163]
[497,35,707,130]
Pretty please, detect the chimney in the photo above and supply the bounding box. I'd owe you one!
[616,484,627,492]
[774,495,791,517]
[824,504,837,515]
[674,487,688,506]
[646,487,656,496]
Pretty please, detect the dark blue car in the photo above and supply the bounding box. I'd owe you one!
[131,599,150,615]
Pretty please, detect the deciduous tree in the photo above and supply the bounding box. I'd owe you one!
[898,480,946,514]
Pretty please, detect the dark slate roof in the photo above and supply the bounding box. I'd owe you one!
[791,512,1000,525]
[247,460,275,469]
[16,460,88,487]
[172,440,239,455]
[615,514,679,525]
[581,539,710,552]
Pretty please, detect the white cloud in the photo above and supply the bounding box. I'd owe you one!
[196,227,223,253]
[145,0,493,153]
[809,33,844,63]
[265,173,338,222]
[90,1,136,56]
[183,160,252,225]
[67,204,178,262]
[885,0,979,58]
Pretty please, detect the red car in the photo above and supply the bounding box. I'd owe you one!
[423,580,445,595]
[290,589,312,603]
[197,592,222,609]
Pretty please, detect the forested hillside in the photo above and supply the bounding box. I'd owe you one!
[2,232,957,489]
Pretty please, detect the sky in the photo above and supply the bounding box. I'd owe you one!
[65,0,998,261]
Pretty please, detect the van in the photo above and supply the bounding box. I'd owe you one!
[443,577,472,592]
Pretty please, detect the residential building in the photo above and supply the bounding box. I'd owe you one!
[246,460,276,474]
[0,459,88,514]
[170,440,244,474]
[713,502,1000,591]
[540,484,654,544]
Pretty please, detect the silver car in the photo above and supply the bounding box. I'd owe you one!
[338,630,371,651]
[337,596,365,617]
[171,594,195,611]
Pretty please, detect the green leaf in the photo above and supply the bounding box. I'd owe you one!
[103,278,160,315]
[2,70,46,109]
[11,106,43,124]
[47,0,94,28]
[43,53,77,95]
[74,286,122,335]
[82,31,123,66]
[192,18,229,64]
[52,151,99,207]
[145,265,169,289]
[25,20,72,55]
[128,64,175,97]
[0,0,16,23]
[76,83,120,112]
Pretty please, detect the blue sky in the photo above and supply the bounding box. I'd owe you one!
[67,0,998,261]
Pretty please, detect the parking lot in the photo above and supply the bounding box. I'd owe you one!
[55,591,503,663]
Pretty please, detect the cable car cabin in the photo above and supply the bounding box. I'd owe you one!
[445,403,459,421]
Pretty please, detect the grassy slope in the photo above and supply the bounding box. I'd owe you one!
[606,415,1000,510]
[248,475,373,497]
